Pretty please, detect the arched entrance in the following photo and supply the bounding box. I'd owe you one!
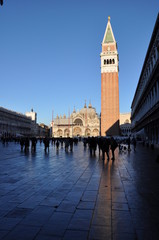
[57,129,63,137]
[92,129,99,137]
[85,128,91,137]
[64,128,70,137]
[73,127,82,137]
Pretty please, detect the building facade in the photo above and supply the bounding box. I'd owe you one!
[120,113,131,136]
[100,16,120,136]
[0,107,48,138]
[26,109,39,136]
[52,103,100,138]
[0,107,32,137]
[131,14,159,146]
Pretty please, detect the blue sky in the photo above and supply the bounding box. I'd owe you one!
[0,0,158,125]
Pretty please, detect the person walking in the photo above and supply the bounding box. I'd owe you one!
[101,138,110,161]
[110,137,118,160]
[43,137,50,152]
[127,137,131,151]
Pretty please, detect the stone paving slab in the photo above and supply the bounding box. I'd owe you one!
[0,141,159,239]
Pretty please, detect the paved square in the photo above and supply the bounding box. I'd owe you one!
[0,140,159,239]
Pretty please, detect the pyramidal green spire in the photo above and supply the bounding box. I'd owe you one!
[103,16,115,43]
[104,26,114,43]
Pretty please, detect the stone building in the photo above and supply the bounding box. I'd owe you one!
[100,16,120,136]
[120,113,131,136]
[131,14,159,146]
[52,103,100,138]
[26,109,38,136]
[0,107,48,138]
[0,107,32,137]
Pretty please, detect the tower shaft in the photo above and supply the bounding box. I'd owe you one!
[101,17,119,136]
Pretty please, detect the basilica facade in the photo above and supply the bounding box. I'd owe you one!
[52,103,100,138]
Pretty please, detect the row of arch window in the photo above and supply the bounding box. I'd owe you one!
[104,59,115,65]
[134,45,159,107]
[133,79,159,121]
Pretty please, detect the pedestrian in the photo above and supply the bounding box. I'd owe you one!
[56,139,60,150]
[65,138,69,152]
[127,137,131,151]
[43,137,49,152]
[20,137,25,151]
[24,137,30,152]
[101,138,110,160]
[110,137,118,160]
[31,137,37,152]
[69,138,73,152]
[97,137,103,156]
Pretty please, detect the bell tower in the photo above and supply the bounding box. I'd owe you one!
[100,16,120,136]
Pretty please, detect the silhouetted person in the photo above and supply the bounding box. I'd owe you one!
[69,138,73,152]
[89,137,97,156]
[56,140,59,151]
[43,137,49,152]
[20,137,25,151]
[83,138,87,148]
[102,138,110,160]
[31,137,37,152]
[60,139,63,148]
[24,137,30,152]
[65,138,69,152]
[127,137,131,151]
[110,137,118,160]
[97,137,103,156]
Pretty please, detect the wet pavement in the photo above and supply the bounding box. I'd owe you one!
[0,140,159,240]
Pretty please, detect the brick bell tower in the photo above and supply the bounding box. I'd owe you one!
[100,16,120,136]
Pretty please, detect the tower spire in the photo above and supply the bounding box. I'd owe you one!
[102,16,115,44]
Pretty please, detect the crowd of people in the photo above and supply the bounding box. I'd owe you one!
[1,135,137,160]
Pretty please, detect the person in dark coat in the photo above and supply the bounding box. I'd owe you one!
[20,137,25,151]
[43,137,50,152]
[31,137,37,152]
[127,137,131,151]
[110,137,118,160]
[24,137,30,152]
[102,138,110,160]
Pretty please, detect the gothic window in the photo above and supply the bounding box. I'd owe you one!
[110,59,112,64]
[112,59,115,64]
[104,59,107,65]
[107,59,109,64]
